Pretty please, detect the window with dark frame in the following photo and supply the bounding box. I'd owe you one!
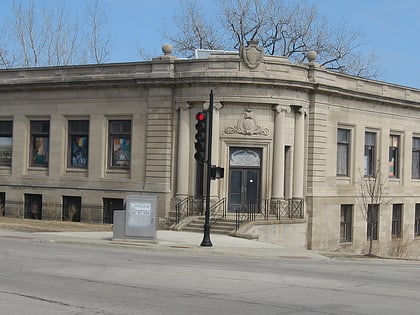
[0,121,13,167]
[367,204,379,240]
[103,198,124,224]
[340,204,352,243]
[337,128,350,176]
[24,193,42,220]
[415,204,420,237]
[30,121,49,167]
[389,135,399,178]
[62,196,81,222]
[108,120,131,169]
[0,192,5,216]
[412,137,420,179]
[68,120,89,168]
[391,204,402,239]
[364,132,376,177]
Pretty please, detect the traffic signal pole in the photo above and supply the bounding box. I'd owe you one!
[200,90,214,247]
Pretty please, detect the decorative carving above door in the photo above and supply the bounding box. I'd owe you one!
[224,109,269,136]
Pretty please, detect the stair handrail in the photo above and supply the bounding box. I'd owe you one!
[210,197,226,225]
[175,196,194,224]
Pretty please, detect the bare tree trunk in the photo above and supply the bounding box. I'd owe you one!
[368,223,373,256]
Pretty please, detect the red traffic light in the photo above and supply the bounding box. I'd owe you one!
[194,111,207,162]
[196,112,206,121]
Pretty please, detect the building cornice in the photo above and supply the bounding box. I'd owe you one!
[0,56,419,109]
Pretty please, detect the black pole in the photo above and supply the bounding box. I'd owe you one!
[201,90,213,247]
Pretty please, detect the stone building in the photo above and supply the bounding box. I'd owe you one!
[1,43,420,257]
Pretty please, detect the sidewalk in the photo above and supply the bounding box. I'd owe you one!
[0,218,326,259]
[28,230,328,259]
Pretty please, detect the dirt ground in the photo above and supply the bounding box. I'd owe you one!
[0,217,113,233]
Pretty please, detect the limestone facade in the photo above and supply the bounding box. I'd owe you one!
[1,44,420,256]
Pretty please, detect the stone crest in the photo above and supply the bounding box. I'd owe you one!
[240,40,264,69]
[225,109,269,136]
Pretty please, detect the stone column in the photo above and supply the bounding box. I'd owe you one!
[176,103,191,198]
[292,106,306,199]
[271,105,289,199]
[210,102,223,197]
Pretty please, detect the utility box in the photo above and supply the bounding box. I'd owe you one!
[124,194,157,241]
[112,210,126,240]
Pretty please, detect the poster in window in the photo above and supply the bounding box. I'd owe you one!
[71,136,88,167]
[112,137,130,167]
[0,137,12,165]
[33,137,49,166]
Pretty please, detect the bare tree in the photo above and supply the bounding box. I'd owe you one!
[43,5,85,66]
[85,0,111,64]
[0,24,15,68]
[393,224,415,258]
[11,0,46,67]
[159,0,224,58]
[162,0,379,78]
[358,167,388,256]
[0,0,111,68]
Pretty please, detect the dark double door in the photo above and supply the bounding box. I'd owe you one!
[228,168,260,212]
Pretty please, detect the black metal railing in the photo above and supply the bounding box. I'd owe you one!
[235,198,304,230]
[235,204,254,230]
[210,197,226,225]
[264,198,304,219]
[3,200,106,223]
[175,196,195,224]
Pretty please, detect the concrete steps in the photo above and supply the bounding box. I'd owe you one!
[180,216,236,235]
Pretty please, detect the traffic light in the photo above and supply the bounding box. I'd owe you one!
[194,111,207,162]
[210,166,224,180]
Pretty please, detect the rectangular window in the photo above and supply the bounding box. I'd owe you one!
[108,120,131,169]
[30,121,49,167]
[68,120,89,168]
[415,204,420,237]
[364,132,376,176]
[24,193,42,220]
[340,204,352,243]
[389,135,399,178]
[0,192,5,216]
[62,196,81,222]
[103,198,124,224]
[0,121,13,167]
[392,204,402,239]
[367,204,379,240]
[337,129,350,176]
[412,137,420,179]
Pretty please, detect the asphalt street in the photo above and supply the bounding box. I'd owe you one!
[1,228,420,314]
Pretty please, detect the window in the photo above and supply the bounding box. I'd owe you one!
[367,204,379,240]
[68,120,89,168]
[412,137,420,179]
[103,198,124,224]
[0,192,5,216]
[389,135,399,178]
[0,121,13,167]
[63,196,81,222]
[340,204,352,242]
[392,204,402,238]
[337,129,350,176]
[108,120,131,169]
[364,132,376,176]
[24,194,42,220]
[30,121,49,167]
[415,204,420,237]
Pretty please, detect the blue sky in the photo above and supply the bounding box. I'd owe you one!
[0,0,419,88]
